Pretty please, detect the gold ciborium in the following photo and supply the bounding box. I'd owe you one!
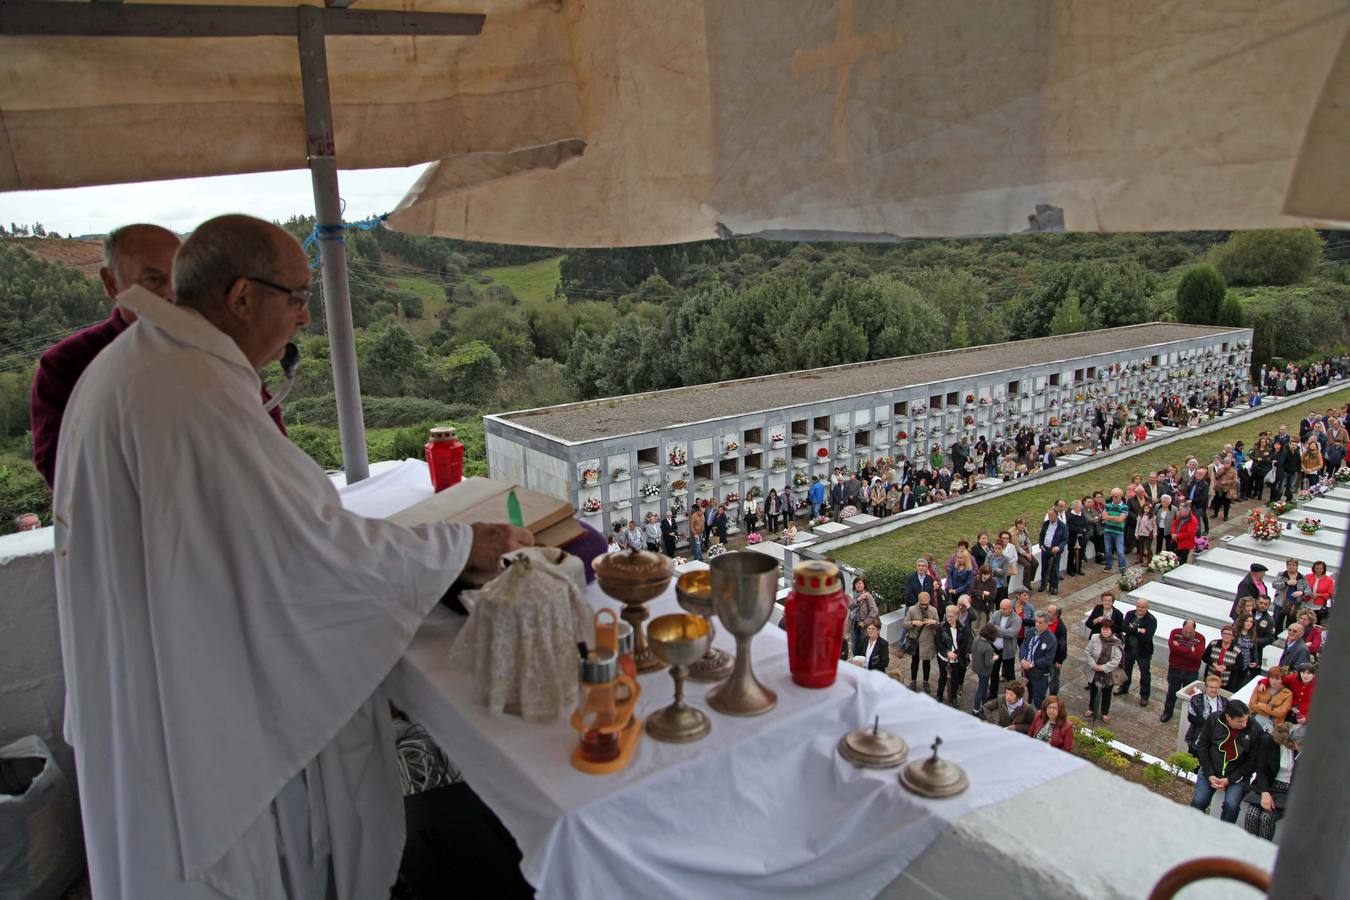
[645,614,713,743]
[675,570,735,682]
[592,549,673,673]
[706,551,778,716]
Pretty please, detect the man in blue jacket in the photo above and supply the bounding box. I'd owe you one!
[808,476,826,518]
[1019,613,1058,707]
[1037,506,1068,595]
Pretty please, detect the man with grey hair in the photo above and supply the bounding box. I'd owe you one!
[53,214,534,900]
[1019,611,1057,707]
[29,223,179,487]
[30,222,287,488]
[12,512,41,532]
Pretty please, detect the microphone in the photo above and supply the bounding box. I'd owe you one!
[263,342,300,413]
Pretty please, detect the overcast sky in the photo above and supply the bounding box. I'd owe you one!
[0,164,428,237]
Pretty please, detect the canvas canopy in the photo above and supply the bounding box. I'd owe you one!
[390,0,1350,244]
[2,1,1348,245]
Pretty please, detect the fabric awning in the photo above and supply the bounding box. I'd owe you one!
[390,0,1350,245]
[2,1,1348,244]
[0,0,584,193]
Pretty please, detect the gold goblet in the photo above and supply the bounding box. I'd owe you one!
[675,570,735,682]
[593,549,674,673]
[645,614,713,743]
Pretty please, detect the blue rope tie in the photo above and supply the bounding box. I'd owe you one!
[303,212,389,270]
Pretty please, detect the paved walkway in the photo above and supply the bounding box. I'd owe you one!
[877,504,1259,759]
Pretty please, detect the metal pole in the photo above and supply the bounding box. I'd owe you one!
[1269,518,1350,896]
[297,4,369,483]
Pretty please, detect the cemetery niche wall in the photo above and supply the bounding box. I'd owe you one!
[485,324,1252,542]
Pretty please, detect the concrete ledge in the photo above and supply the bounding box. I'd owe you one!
[807,381,1347,558]
[881,765,1273,899]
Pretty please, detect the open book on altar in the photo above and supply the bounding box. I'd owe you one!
[387,477,584,548]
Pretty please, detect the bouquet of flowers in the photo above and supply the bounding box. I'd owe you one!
[964,415,975,426]
[1248,509,1282,541]
[770,432,785,444]
[797,499,811,510]
[581,467,600,485]
[611,467,627,481]
[723,440,739,453]
[914,427,926,438]
[965,393,976,405]
[747,486,763,499]
[896,430,909,440]
[979,397,992,406]
[793,472,810,487]
[874,456,893,469]
[1268,499,1297,515]
[772,457,787,470]
[725,492,740,504]
[670,479,688,492]
[1299,517,1323,535]
[836,443,849,456]
[817,447,830,459]
[668,447,686,467]
[640,482,662,500]
[707,544,728,558]
[746,532,763,545]
[1149,551,1180,574]
[671,499,686,516]
[1048,417,1059,427]
[839,505,859,518]
[582,497,602,513]
[809,516,831,528]
[673,556,688,566]
[1118,566,1148,592]
[1295,489,1314,503]
[912,402,928,416]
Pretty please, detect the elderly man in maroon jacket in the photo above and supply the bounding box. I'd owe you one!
[30,223,286,488]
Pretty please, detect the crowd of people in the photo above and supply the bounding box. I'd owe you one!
[834,399,1340,841]
[614,369,1346,559]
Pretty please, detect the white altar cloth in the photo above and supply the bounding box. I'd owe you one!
[338,463,1083,897]
[387,582,1083,898]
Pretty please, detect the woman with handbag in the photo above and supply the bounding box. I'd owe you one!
[1084,620,1123,723]
[1272,558,1309,634]
[846,577,879,658]
[1300,438,1324,490]
[1249,436,1273,502]
[1011,517,1038,587]
[1307,560,1335,624]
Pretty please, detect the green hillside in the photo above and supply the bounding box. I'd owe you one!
[391,275,448,338]
[482,255,563,303]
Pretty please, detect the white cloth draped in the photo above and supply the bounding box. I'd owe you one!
[53,287,471,899]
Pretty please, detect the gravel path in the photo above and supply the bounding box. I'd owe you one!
[504,324,1239,442]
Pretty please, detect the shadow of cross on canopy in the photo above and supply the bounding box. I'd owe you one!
[791,0,900,166]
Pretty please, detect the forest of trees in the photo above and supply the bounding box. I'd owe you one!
[1,223,1348,531]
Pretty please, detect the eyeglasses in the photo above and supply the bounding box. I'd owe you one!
[244,276,309,309]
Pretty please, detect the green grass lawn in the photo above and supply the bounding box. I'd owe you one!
[834,386,1350,571]
[482,256,563,303]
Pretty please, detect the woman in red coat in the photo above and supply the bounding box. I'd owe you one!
[1283,663,1317,722]
[1171,500,1200,563]
[1027,695,1075,752]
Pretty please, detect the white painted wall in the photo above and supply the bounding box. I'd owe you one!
[0,526,73,781]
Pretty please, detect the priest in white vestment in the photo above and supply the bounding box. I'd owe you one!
[52,214,532,899]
